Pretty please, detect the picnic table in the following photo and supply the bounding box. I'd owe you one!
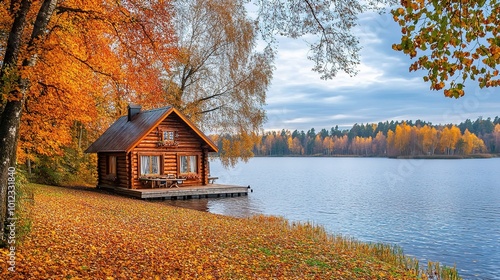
[164,177,186,188]
[139,176,186,188]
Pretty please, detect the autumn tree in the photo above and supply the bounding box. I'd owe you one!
[0,0,60,245]
[439,126,462,155]
[160,0,273,166]
[494,124,500,153]
[322,137,334,155]
[334,135,349,155]
[351,136,372,155]
[313,135,323,154]
[392,0,500,96]
[372,131,387,155]
[0,0,176,245]
[394,123,412,155]
[460,129,486,155]
[233,121,494,157]
[420,125,439,155]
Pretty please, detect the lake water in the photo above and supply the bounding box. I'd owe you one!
[163,157,500,279]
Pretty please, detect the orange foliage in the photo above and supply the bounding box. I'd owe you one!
[495,124,500,153]
[2,0,178,162]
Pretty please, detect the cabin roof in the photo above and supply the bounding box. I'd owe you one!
[85,106,218,153]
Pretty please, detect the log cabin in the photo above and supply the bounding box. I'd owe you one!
[85,105,218,189]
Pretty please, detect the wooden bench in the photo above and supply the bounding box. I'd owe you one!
[208,176,218,184]
[139,176,185,188]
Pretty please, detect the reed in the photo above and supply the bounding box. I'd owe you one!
[247,215,462,279]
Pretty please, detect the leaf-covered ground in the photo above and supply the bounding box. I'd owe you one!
[1,184,423,279]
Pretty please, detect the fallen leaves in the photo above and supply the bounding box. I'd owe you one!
[0,184,421,279]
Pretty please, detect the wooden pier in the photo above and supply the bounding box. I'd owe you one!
[101,184,250,200]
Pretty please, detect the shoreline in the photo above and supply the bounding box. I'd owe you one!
[244,154,497,159]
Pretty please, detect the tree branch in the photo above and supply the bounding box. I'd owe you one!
[198,104,225,115]
[62,49,113,78]
[304,0,327,36]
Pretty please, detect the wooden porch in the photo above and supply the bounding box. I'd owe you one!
[100,184,250,200]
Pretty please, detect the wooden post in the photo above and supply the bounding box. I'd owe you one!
[202,148,208,185]
[128,152,133,189]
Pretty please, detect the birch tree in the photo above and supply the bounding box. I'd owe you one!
[161,0,274,166]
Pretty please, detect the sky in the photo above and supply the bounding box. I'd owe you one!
[263,11,500,131]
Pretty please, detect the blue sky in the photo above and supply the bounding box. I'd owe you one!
[263,11,500,131]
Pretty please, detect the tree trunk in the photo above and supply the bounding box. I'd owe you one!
[27,157,32,176]
[0,0,58,246]
[0,0,32,118]
[78,122,83,150]
[0,100,25,244]
[0,0,32,246]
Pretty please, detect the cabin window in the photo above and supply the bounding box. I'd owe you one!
[162,131,175,141]
[179,155,197,174]
[140,155,161,176]
[157,130,178,147]
[107,156,117,175]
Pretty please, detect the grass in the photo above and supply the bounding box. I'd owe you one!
[0,184,461,279]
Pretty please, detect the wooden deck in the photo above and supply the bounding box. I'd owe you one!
[100,184,250,200]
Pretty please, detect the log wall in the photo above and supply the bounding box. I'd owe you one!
[97,152,128,188]
[128,113,211,189]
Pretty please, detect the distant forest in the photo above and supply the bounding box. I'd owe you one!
[217,117,500,157]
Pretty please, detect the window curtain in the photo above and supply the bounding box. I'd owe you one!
[151,156,160,174]
[108,156,117,175]
[141,156,160,175]
[180,156,197,173]
[180,156,188,173]
[140,156,150,175]
[188,156,197,173]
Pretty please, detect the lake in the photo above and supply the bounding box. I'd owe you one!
[163,157,500,279]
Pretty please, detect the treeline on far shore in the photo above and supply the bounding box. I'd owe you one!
[215,117,500,158]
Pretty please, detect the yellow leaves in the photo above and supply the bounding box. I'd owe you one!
[444,88,464,98]
[385,122,488,156]
[0,184,422,279]
[391,0,500,95]
[392,44,403,51]
[434,81,445,90]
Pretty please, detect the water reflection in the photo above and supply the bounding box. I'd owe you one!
[162,199,209,212]
[158,157,500,279]
[162,196,262,218]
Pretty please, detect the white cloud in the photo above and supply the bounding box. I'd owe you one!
[283,117,318,124]
[327,114,352,121]
[261,11,500,131]
[323,96,346,104]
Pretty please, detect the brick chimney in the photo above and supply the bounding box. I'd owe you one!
[127,104,141,121]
